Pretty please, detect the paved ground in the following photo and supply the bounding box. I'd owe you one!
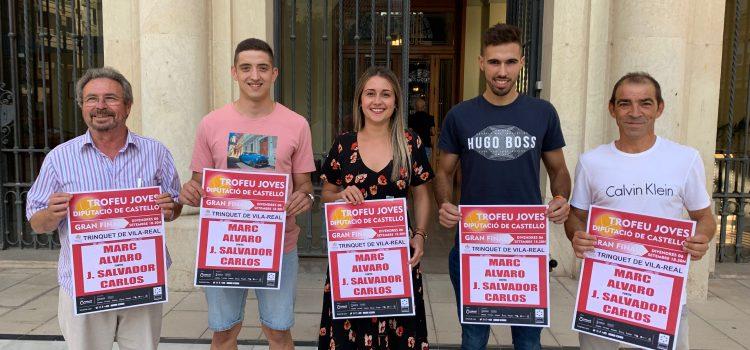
[0,340,315,349]
[0,259,749,349]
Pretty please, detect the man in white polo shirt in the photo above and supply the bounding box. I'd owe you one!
[565,72,716,350]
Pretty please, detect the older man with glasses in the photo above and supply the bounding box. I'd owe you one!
[26,66,181,350]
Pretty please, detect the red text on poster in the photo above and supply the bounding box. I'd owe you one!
[68,187,167,315]
[326,198,414,319]
[572,205,693,350]
[195,169,288,289]
[459,205,549,326]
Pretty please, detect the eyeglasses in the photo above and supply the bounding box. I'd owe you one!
[83,95,122,106]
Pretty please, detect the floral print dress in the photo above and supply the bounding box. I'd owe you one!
[318,130,433,350]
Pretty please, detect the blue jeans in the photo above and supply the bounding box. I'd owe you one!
[449,246,541,350]
[204,249,299,331]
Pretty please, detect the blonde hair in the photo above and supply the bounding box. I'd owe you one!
[352,66,410,182]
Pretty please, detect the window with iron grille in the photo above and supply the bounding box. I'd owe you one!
[1,0,103,250]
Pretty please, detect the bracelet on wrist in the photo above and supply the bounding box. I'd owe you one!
[412,228,428,240]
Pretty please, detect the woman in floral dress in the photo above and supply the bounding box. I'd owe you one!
[317,66,433,350]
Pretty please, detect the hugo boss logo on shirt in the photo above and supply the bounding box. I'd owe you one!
[605,183,676,198]
[466,125,537,161]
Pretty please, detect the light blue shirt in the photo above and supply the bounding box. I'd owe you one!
[26,130,181,296]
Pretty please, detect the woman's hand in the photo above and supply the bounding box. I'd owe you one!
[409,233,425,267]
[339,185,365,205]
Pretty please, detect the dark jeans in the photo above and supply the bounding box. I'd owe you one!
[448,246,542,350]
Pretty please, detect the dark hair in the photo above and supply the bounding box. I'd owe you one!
[76,66,133,106]
[483,23,523,51]
[234,38,274,64]
[609,72,664,105]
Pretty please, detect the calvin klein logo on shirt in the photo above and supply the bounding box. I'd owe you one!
[467,125,537,161]
[605,183,675,197]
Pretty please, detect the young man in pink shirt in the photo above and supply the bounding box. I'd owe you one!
[180,38,315,350]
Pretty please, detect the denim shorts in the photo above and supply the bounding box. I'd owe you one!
[204,249,299,331]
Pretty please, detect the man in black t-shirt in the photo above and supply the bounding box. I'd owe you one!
[434,24,571,350]
[408,97,436,160]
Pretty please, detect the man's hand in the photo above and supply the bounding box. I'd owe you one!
[547,196,570,224]
[571,230,596,258]
[156,193,177,221]
[285,191,313,217]
[438,202,460,228]
[340,186,365,205]
[46,192,72,224]
[686,207,715,261]
[684,234,711,260]
[409,234,425,266]
[179,179,204,207]
[30,192,72,233]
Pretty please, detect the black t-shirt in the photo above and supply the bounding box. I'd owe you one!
[320,130,434,200]
[438,94,565,206]
[408,111,435,148]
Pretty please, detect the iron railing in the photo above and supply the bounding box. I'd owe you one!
[1,0,103,249]
[507,0,543,98]
[1,1,539,259]
[275,0,411,256]
[714,0,750,262]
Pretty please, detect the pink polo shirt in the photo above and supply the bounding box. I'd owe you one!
[190,102,316,252]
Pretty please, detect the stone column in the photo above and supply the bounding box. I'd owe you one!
[103,0,274,291]
[229,0,274,100]
[210,0,274,108]
[607,0,723,301]
[462,1,483,101]
[608,1,689,142]
[137,0,211,291]
[139,0,210,181]
[104,1,211,160]
[540,0,596,279]
[104,1,210,291]
[102,0,142,133]
[683,1,725,276]
[542,0,725,300]
[210,0,233,110]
